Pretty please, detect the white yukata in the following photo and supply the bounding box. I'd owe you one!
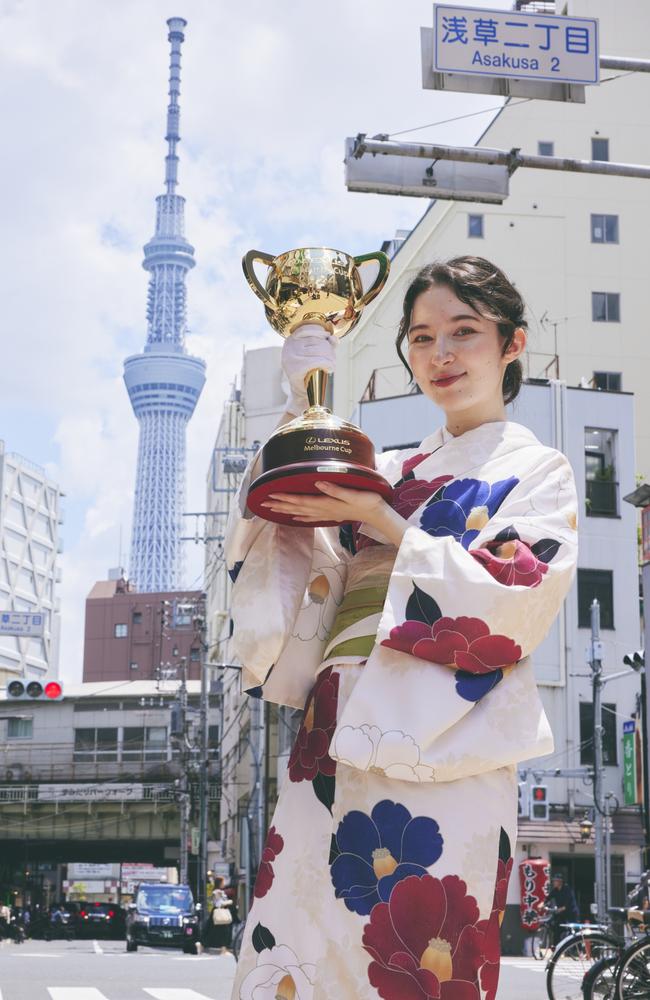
[225,420,578,1000]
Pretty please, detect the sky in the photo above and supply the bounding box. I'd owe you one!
[0,0,514,681]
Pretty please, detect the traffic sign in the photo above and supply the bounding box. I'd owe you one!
[433,4,599,85]
[0,611,45,637]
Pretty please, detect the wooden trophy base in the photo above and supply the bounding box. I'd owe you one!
[247,460,393,527]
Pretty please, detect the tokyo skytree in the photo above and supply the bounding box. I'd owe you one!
[124,17,205,592]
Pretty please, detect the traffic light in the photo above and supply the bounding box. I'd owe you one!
[518,782,529,819]
[623,650,645,672]
[530,785,549,821]
[6,679,63,701]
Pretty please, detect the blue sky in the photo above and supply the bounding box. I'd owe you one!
[0,0,512,679]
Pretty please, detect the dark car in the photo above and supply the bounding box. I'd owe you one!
[125,884,200,954]
[78,902,125,939]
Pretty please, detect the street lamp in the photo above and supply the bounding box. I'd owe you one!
[579,812,594,843]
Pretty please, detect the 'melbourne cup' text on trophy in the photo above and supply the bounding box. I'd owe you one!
[242,247,392,526]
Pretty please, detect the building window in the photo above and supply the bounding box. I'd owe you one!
[468,214,484,238]
[592,292,620,322]
[538,141,554,156]
[585,428,618,517]
[591,137,609,161]
[579,701,618,765]
[190,647,200,662]
[592,371,621,391]
[132,611,143,624]
[7,717,32,739]
[74,727,118,762]
[114,623,128,638]
[208,724,220,759]
[122,726,167,761]
[577,569,614,629]
[591,214,619,244]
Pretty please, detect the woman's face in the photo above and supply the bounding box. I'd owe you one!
[406,283,526,435]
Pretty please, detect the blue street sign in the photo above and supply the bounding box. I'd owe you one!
[0,611,45,637]
[433,4,599,85]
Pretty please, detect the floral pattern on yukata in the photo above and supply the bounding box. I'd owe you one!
[288,667,339,812]
[329,799,443,915]
[420,476,519,549]
[254,826,284,900]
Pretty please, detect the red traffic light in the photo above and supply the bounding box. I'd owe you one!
[5,678,63,700]
[533,787,547,801]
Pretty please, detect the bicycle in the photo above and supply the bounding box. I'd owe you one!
[532,908,558,961]
[546,918,620,1000]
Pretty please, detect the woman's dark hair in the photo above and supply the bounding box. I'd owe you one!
[396,256,526,405]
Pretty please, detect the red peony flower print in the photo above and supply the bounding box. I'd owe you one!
[382,616,521,675]
[477,852,513,1000]
[254,825,284,899]
[401,453,433,478]
[392,475,453,520]
[471,539,548,588]
[288,668,339,782]
[363,873,486,1000]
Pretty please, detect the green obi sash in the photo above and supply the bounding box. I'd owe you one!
[322,547,396,664]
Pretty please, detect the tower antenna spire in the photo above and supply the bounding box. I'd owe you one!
[165,17,186,194]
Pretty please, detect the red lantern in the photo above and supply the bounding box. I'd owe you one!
[519,857,550,930]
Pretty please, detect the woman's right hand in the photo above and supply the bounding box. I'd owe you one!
[282,325,337,416]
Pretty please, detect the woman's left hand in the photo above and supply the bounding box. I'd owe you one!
[260,481,410,546]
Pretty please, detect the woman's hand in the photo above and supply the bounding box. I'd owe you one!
[261,481,410,547]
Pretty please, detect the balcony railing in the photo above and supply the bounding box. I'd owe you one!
[586,479,619,517]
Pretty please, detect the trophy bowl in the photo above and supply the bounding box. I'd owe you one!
[242,247,392,527]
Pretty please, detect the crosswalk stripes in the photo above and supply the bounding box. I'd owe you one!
[144,991,215,1000]
[45,991,217,1000]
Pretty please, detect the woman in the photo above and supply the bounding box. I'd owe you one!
[226,256,578,1000]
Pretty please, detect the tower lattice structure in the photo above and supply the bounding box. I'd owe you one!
[124,17,206,592]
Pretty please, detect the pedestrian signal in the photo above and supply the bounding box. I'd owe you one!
[530,785,549,821]
[518,782,529,819]
[6,679,63,701]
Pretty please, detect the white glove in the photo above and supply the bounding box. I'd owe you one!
[281,324,337,415]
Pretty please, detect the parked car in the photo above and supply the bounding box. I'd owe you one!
[78,902,125,939]
[125,884,200,954]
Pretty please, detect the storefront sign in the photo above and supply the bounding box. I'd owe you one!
[623,720,638,806]
[519,858,550,930]
[38,784,144,802]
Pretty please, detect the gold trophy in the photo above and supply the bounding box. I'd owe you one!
[242,247,392,526]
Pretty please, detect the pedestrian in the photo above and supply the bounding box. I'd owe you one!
[209,876,234,954]
[545,872,579,945]
[226,256,578,999]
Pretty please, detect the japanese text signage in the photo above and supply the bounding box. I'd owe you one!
[0,611,44,637]
[518,857,550,930]
[433,5,599,85]
[623,720,638,806]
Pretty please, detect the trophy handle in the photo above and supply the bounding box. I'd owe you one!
[242,250,278,309]
[354,251,390,308]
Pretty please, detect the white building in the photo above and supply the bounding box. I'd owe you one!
[0,440,63,684]
[335,0,650,480]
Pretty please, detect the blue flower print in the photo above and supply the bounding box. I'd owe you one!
[455,668,504,702]
[420,476,519,549]
[330,799,443,915]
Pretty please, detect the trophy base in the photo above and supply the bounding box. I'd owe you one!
[247,460,393,527]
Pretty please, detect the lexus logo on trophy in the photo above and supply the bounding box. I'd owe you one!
[242,247,392,526]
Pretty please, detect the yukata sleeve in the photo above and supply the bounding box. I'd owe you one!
[329,448,577,780]
[225,457,349,708]
[378,448,578,666]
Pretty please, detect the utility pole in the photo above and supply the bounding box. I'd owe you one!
[196,597,209,914]
[178,657,190,886]
[589,599,607,923]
